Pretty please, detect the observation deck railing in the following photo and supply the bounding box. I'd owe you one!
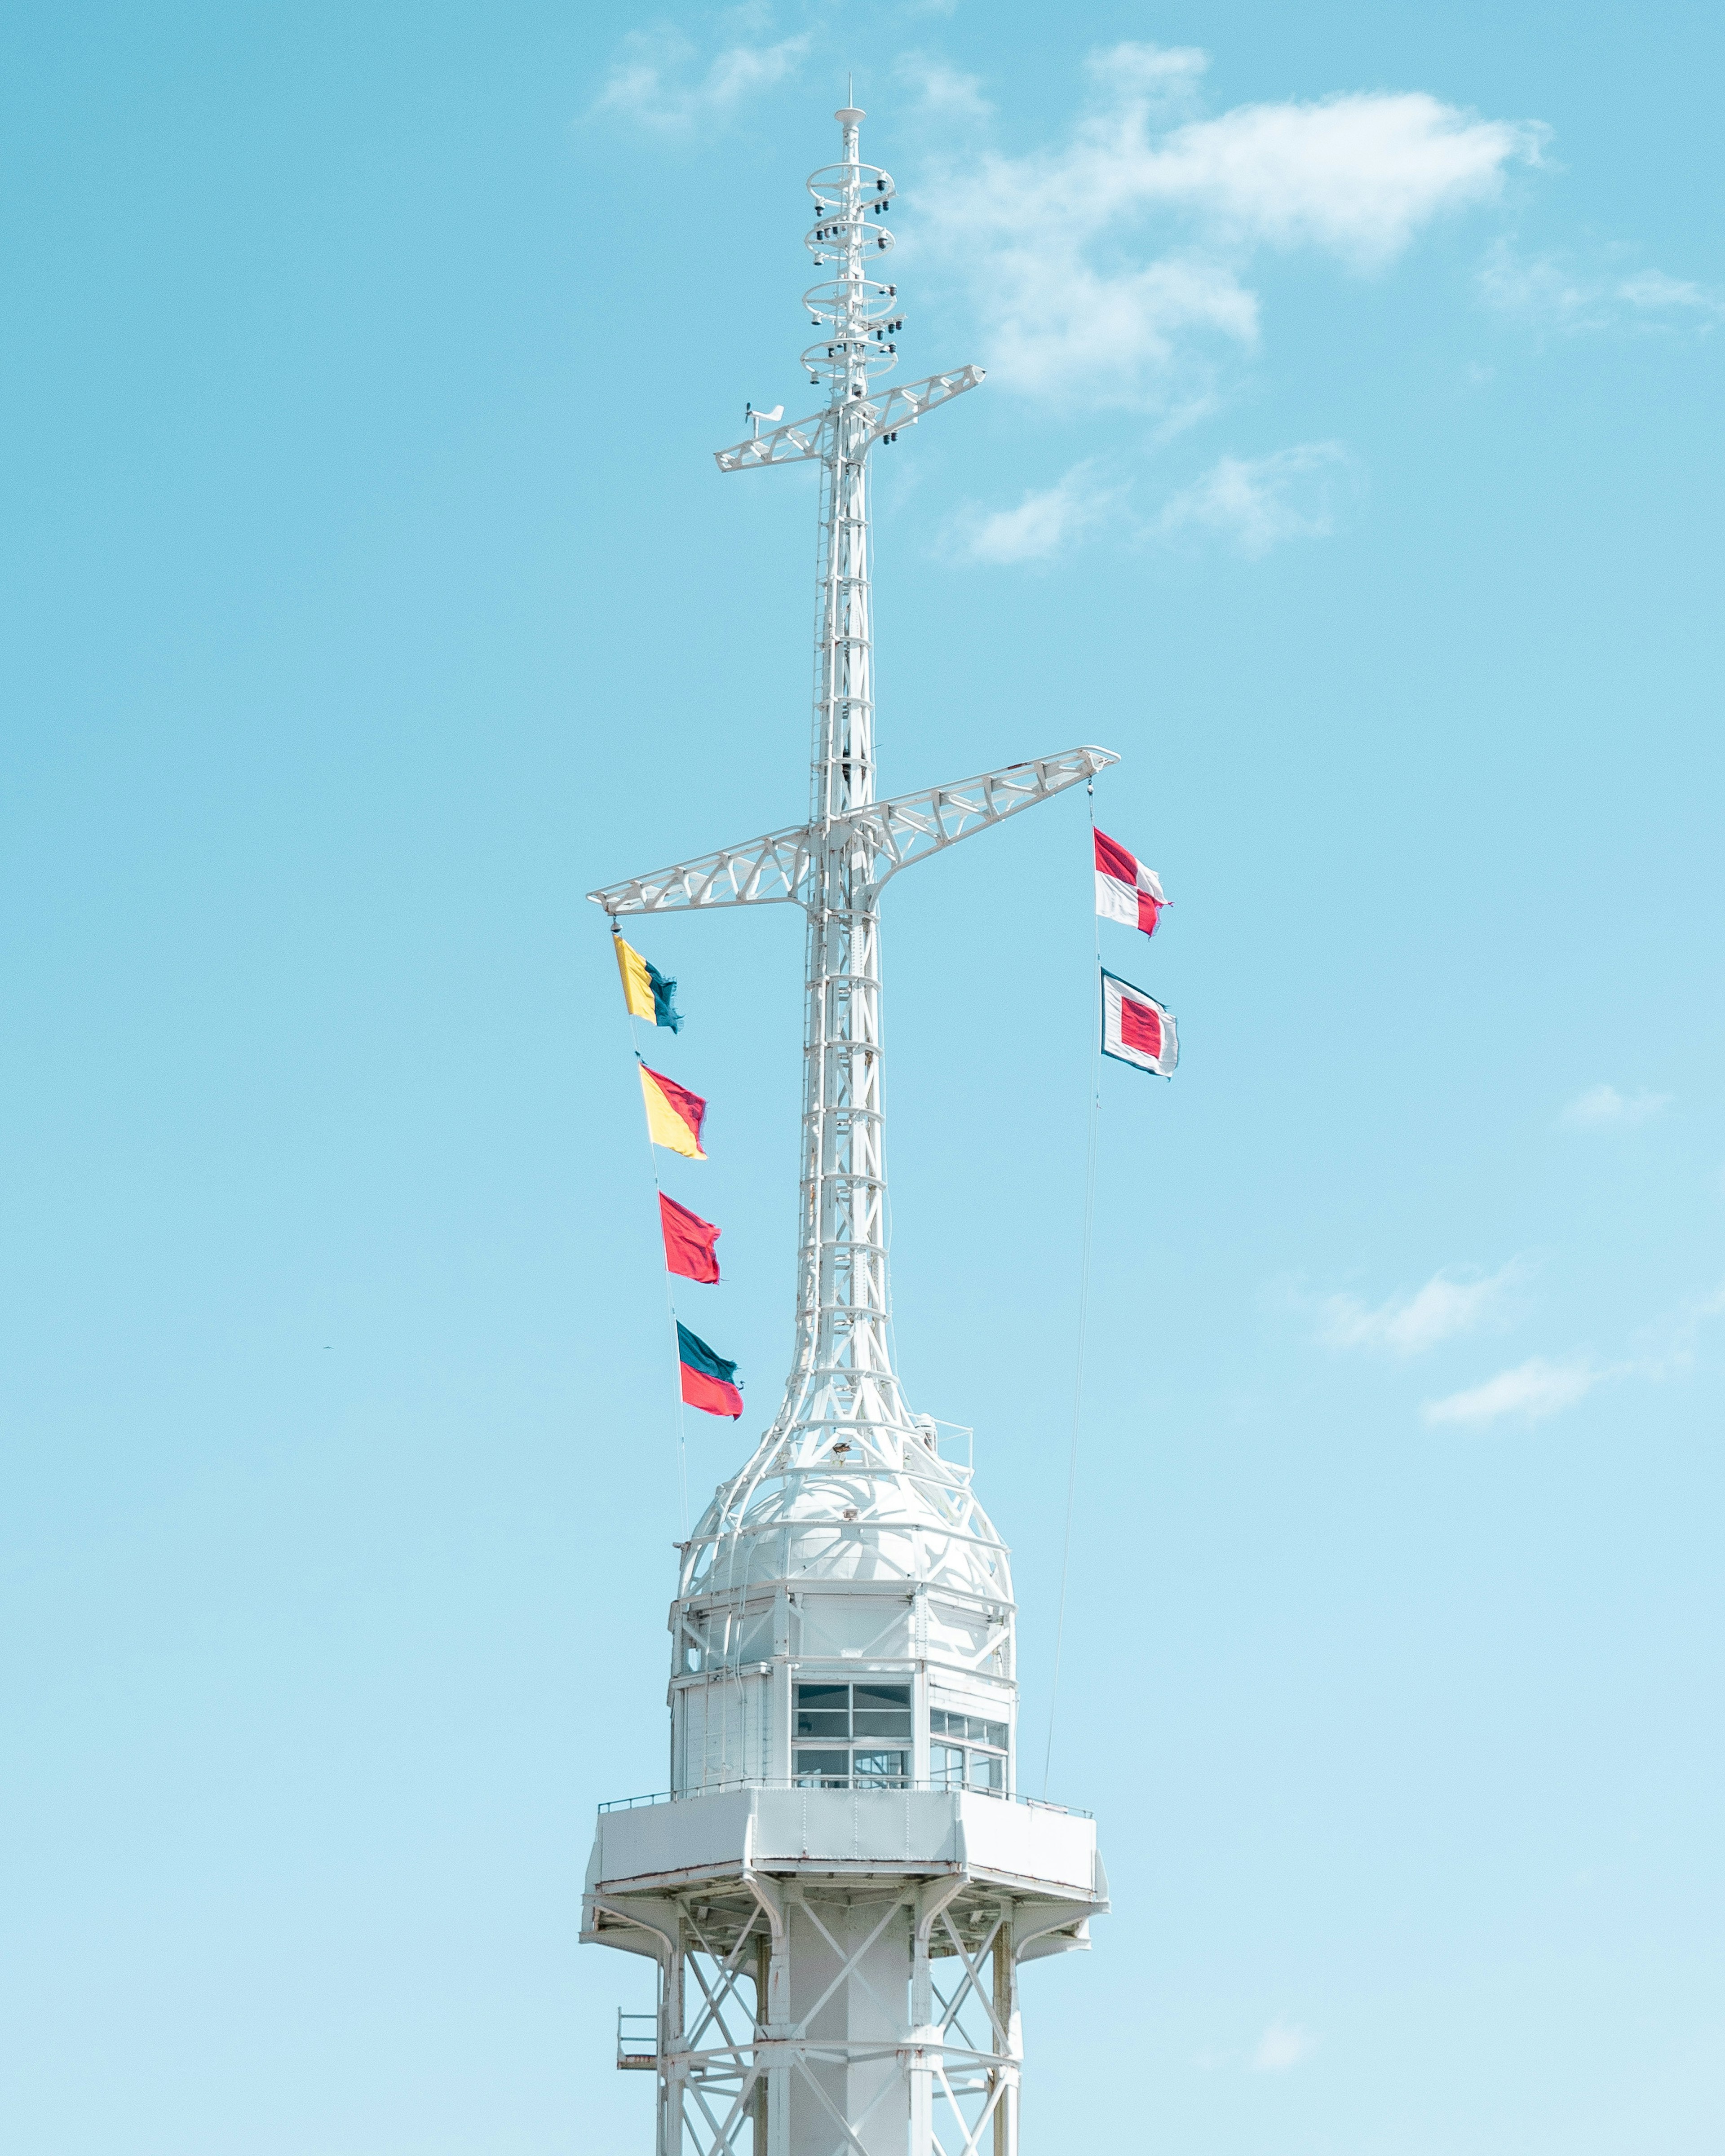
[597,1776,1089,1819]
[615,2010,657,2071]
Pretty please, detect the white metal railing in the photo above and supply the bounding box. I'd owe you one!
[597,1777,1089,1819]
[615,2010,657,2071]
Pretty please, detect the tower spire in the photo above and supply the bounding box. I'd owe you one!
[591,107,1113,1583]
[583,108,1113,2156]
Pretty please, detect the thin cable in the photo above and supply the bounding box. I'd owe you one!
[615,926,690,1538]
[1044,786,1102,1800]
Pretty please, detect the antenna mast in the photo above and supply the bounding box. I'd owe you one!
[582,107,1115,2156]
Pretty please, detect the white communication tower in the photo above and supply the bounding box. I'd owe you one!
[584,105,1115,2156]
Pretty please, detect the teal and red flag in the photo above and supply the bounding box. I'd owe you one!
[677,1322,742,1418]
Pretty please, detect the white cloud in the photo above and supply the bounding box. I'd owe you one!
[1480,239,1725,333]
[912,45,1539,408]
[951,463,1115,563]
[1631,1281,1725,1380]
[1475,241,1716,332]
[1157,442,1350,556]
[1138,92,1538,268]
[897,53,992,123]
[1558,1083,1672,1131]
[1322,1260,1524,1356]
[592,26,809,132]
[1252,2019,1315,2072]
[1619,268,1725,316]
[1423,1355,1606,1427]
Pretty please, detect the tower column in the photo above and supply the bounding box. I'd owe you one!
[580,100,1108,2156]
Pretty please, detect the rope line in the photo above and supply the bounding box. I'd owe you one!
[615,925,690,1539]
[1044,783,1102,1800]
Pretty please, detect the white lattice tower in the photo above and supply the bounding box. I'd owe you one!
[583,107,1114,2156]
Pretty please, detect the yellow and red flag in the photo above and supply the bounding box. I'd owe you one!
[640,1063,708,1158]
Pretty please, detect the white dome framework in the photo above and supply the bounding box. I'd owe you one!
[584,105,1113,2156]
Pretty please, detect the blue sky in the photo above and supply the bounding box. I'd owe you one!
[3,3,1721,2150]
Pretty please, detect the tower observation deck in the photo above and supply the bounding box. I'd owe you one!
[583,106,1113,2156]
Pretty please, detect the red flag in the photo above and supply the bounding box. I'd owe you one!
[660,1191,721,1284]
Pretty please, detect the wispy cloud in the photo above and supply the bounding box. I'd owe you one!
[1558,1083,1672,1131]
[954,440,1351,566]
[897,52,992,123]
[1631,1281,1725,1380]
[1157,442,1352,556]
[911,44,1540,410]
[1424,1355,1610,1427]
[1322,1260,1525,1356]
[1424,1278,1725,1428]
[1252,2019,1315,2072]
[591,23,809,132]
[1480,239,1725,335]
[949,463,1116,563]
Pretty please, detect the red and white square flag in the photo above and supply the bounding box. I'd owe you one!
[1094,828,1167,937]
[1101,968,1179,1077]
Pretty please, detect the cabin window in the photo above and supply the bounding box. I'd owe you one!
[793,1682,911,1787]
[930,1707,1008,1796]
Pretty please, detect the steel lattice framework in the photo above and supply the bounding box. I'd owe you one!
[584,106,1112,2156]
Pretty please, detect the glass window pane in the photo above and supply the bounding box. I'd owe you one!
[931,1743,964,1789]
[852,1684,911,1714]
[793,1750,850,1785]
[929,1709,953,1739]
[795,1709,849,1738]
[967,1750,1004,1792]
[853,1708,912,1740]
[850,1750,909,1784]
[794,1684,850,1738]
[979,1719,1008,1752]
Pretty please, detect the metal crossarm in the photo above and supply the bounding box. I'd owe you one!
[586,820,817,916]
[713,407,830,473]
[585,747,1117,918]
[712,368,986,474]
[858,365,985,449]
[857,746,1118,885]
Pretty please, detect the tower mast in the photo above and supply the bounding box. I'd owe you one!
[795,102,901,1458]
[583,106,1114,2156]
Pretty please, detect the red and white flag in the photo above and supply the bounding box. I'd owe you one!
[1094,827,1167,937]
[1101,968,1178,1077]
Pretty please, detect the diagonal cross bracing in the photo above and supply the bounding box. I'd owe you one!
[585,749,1116,919]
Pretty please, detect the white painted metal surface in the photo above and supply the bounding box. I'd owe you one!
[584,106,1110,2155]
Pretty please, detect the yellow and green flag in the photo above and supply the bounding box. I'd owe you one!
[614,934,683,1032]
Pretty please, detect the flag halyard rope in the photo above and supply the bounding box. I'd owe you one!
[1044,782,1102,1800]
[615,924,690,1539]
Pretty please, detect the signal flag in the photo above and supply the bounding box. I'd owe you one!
[640,1064,708,1159]
[1094,828,1168,938]
[677,1322,743,1418]
[1101,968,1179,1078]
[615,934,684,1031]
[661,1192,721,1284]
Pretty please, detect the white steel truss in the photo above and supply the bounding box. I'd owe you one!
[608,1881,1036,2156]
[712,366,987,474]
[587,108,1117,1480]
[583,103,1110,2156]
